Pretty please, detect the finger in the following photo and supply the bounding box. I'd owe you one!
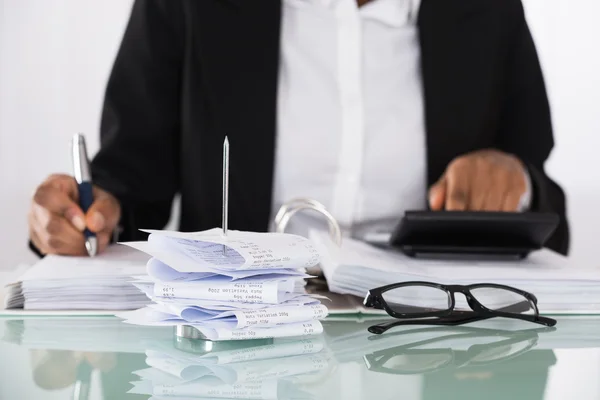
[45,174,79,201]
[32,222,87,256]
[445,161,471,211]
[468,155,498,211]
[32,203,83,241]
[428,179,447,211]
[30,230,48,255]
[85,196,120,233]
[29,211,50,255]
[469,173,490,211]
[97,232,112,254]
[482,180,505,211]
[33,185,86,232]
[31,205,87,255]
[502,191,522,212]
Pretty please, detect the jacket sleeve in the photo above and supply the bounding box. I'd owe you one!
[91,0,184,241]
[496,0,569,255]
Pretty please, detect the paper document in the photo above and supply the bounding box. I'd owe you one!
[121,228,328,340]
[153,279,298,304]
[119,303,327,330]
[311,230,600,315]
[150,296,322,311]
[3,245,151,311]
[141,228,321,271]
[150,303,328,328]
[193,320,324,341]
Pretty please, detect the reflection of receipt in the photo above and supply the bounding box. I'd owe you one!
[213,338,325,364]
[145,356,188,379]
[232,353,332,383]
[154,381,278,400]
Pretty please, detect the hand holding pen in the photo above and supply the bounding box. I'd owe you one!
[28,134,121,257]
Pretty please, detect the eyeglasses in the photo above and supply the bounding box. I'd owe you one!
[363,325,554,375]
[363,282,556,334]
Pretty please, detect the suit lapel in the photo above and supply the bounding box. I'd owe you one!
[418,0,502,185]
[195,0,282,231]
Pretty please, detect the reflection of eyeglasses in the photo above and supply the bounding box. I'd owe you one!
[363,282,557,334]
[363,326,552,375]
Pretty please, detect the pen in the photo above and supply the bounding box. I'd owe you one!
[71,133,97,257]
[222,136,229,256]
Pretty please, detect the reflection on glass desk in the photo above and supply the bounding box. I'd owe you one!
[1,316,600,399]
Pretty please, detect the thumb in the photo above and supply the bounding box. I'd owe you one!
[85,196,120,233]
[429,178,447,211]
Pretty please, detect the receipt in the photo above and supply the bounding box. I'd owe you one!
[144,229,321,271]
[120,228,328,343]
[154,296,321,311]
[146,258,311,282]
[146,257,217,282]
[144,302,327,329]
[233,304,328,329]
[153,280,297,304]
[194,320,324,341]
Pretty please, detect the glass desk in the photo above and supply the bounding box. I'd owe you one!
[1,316,599,400]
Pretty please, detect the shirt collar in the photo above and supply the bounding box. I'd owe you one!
[360,0,421,27]
[289,0,421,26]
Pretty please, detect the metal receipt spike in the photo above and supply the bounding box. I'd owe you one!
[175,137,229,342]
[222,136,229,255]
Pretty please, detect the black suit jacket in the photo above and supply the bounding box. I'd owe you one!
[90,0,569,255]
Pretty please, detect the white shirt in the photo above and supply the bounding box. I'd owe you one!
[272,0,529,237]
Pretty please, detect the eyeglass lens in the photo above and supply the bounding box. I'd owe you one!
[380,352,453,373]
[469,287,535,315]
[470,338,535,363]
[381,286,451,314]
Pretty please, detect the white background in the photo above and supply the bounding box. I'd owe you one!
[0,3,599,397]
[0,0,599,270]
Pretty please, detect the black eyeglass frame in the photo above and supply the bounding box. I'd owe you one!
[363,281,556,330]
[363,326,550,375]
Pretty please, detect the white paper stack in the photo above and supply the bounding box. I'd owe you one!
[118,228,329,340]
[3,245,151,311]
[312,231,600,315]
[129,336,332,400]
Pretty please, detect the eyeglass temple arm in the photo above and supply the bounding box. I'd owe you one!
[369,312,493,334]
[473,298,556,327]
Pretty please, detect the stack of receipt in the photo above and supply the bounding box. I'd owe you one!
[130,336,332,399]
[119,228,329,341]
